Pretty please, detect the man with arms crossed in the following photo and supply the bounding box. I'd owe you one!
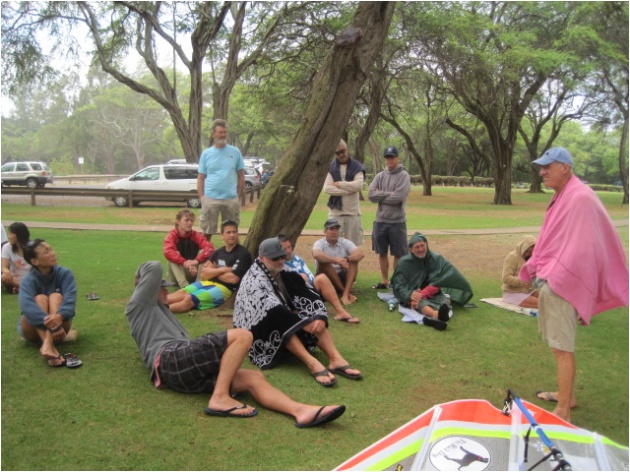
[167,220,252,313]
[520,147,628,423]
[197,119,245,241]
[368,146,411,290]
[324,139,365,246]
[127,260,346,427]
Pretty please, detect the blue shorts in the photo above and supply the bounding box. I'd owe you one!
[371,222,409,258]
[183,281,232,310]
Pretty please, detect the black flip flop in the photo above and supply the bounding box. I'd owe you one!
[203,404,258,418]
[371,282,388,289]
[295,405,346,428]
[329,365,363,380]
[311,369,337,387]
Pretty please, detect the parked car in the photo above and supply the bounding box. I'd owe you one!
[106,164,200,208]
[166,158,188,165]
[1,161,54,188]
[244,166,262,191]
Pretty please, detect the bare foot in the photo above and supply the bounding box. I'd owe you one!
[552,407,571,423]
[340,295,355,305]
[40,344,60,360]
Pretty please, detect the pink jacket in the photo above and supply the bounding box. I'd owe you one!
[520,176,628,324]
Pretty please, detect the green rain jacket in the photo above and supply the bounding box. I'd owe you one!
[391,234,473,306]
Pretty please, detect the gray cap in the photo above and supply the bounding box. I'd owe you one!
[532,147,573,167]
[259,238,287,259]
[324,218,341,229]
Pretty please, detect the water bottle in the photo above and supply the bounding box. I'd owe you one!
[387,299,397,312]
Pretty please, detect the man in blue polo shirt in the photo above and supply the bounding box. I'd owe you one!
[197,119,245,241]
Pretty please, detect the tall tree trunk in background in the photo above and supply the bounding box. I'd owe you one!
[245,2,395,254]
[620,116,629,204]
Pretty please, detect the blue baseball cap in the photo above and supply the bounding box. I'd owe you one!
[532,147,573,167]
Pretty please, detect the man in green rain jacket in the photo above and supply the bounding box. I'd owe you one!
[391,233,473,330]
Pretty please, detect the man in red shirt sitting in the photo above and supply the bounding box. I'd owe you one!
[163,209,214,288]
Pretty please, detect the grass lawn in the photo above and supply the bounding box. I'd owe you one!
[1,187,628,470]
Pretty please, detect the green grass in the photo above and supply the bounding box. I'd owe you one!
[1,188,628,470]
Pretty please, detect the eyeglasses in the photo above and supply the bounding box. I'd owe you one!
[335,150,346,156]
[271,255,285,261]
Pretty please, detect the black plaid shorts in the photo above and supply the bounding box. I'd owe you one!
[157,331,228,394]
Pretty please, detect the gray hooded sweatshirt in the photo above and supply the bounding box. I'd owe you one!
[368,164,411,223]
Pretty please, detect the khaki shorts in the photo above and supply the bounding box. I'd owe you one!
[538,282,578,352]
[334,215,363,246]
[199,196,240,235]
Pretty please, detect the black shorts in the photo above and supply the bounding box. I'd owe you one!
[157,331,228,394]
[371,221,408,258]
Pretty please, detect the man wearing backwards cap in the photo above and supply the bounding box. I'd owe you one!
[368,146,411,290]
[234,238,362,387]
[126,260,346,427]
[520,147,628,423]
[312,218,365,305]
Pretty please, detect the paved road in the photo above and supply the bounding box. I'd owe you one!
[3,219,627,236]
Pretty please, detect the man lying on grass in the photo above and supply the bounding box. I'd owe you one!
[125,261,345,428]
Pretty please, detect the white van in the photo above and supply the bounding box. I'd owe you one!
[106,164,200,208]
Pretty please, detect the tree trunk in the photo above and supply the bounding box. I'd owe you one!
[619,115,629,204]
[354,64,386,164]
[493,150,513,205]
[244,2,395,254]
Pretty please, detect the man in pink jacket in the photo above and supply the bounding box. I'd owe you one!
[520,147,628,423]
[163,209,215,288]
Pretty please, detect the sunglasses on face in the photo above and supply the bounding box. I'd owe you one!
[271,255,285,261]
[335,150,346,156]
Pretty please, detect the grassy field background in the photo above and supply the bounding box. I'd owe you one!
[1,187,628,470]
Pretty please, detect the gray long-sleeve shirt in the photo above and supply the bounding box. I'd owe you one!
[125,261,190,379]
[368,165,411,223]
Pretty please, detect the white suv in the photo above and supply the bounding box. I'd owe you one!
[1,161,54,188]
[106,164,200,208]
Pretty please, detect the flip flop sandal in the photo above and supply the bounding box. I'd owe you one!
[334,316,360,324]
[63,353,83,369]
[311,369,337,387]
[371,282,388,289]
[329,365,363,380]
[203,404,258,418]
[535,390,558,403]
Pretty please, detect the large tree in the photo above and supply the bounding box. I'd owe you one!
[244,2,395,254]
[402,2,582,204]
[1,2,340,163]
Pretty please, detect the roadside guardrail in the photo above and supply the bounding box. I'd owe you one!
[1,186,261,207]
